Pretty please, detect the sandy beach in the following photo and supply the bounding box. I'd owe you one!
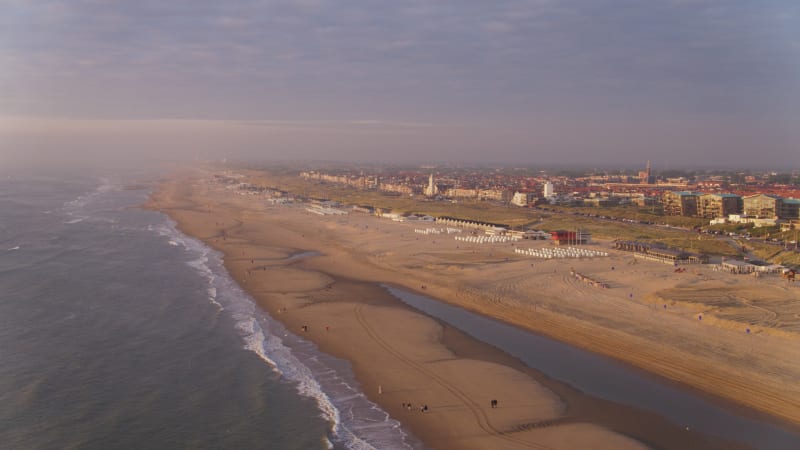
[146,168,800,449]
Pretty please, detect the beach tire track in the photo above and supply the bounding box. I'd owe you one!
[739,298,780,328]
[353,304,552,450]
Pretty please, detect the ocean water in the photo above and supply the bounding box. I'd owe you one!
[0,171,416,450]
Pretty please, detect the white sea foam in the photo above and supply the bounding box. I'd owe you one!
[150,217,416,450]
[53,176,414,449]
[157,226,224,311]
[58,176,130,230]
[62,177,117,211]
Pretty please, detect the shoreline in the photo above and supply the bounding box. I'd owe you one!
[145,168,800,449]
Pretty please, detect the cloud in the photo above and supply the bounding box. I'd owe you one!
[0,0,798,166]
[3,1,797,112]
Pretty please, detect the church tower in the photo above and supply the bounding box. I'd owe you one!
[640,160,653,184]
[425,174,438,197]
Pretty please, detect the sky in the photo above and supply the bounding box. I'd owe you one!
[1,0,799,168]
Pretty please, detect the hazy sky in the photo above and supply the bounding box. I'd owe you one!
[2,0,799,168]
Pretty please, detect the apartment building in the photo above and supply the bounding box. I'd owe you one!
[662,191,700,216]
[697,193,743,219]
[743,194,782,218]
[781,198,800,220]
[510,191,537,207]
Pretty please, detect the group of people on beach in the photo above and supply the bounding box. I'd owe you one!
[401,402,429,413]
[399,400,498,413]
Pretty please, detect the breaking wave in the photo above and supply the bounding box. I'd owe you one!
[151,218,417,450]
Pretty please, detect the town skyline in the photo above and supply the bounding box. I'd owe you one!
[297,162,800,202]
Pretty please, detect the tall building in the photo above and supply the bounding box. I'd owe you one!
[424,173,439,197]
[543,181,554,198]
[639,160,654,184]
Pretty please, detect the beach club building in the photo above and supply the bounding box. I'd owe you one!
[522,230,551,240]
[435,216,509,232]
[550,230,591,245]
[719,259,785,275]
[613,240,708,265]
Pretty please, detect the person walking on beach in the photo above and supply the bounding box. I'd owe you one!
[491,399,498,408]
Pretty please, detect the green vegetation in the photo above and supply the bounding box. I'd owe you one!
[743,240,800,268]
[747,225,780,238]
[547,204,707,229]
[659,236,741,257]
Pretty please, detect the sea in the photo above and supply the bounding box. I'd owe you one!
[0,169,419,450]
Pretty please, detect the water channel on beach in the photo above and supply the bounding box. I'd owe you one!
[386,286,799,450]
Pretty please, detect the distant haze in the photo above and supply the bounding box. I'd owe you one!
[1,1,799,169]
